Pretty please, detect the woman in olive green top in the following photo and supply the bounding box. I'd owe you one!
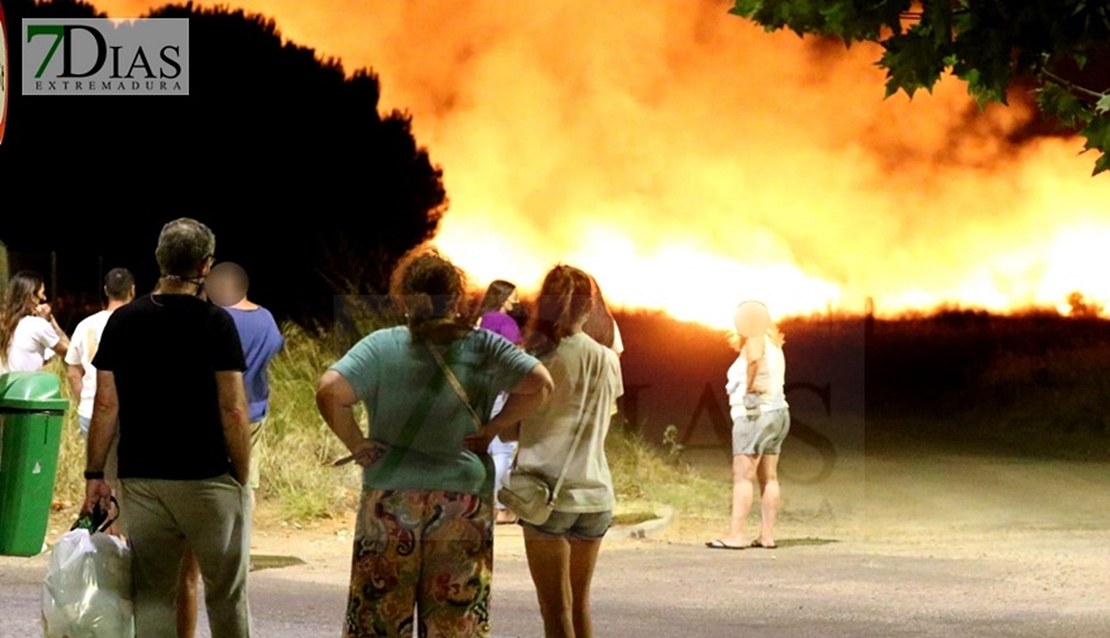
[515,265,624,638]
[316,250,553,638]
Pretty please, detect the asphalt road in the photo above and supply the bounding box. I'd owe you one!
[4,531,1107,638]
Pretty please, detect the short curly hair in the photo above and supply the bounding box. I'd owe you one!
[389,248,468,339]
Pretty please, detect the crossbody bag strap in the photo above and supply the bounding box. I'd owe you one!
[549,412,591,503]
[549,357,607,502]
[425,341,484,431]
[370,354,449,481]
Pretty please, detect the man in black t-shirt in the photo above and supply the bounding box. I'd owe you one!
[83,218,254,638]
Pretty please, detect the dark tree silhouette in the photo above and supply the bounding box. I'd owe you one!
[0,0,447,327]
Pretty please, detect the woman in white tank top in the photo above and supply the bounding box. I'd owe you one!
[707,301,791,550]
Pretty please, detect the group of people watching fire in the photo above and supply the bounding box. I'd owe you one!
[1,217,790,638]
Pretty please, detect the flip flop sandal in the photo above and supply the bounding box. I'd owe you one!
[705,539,746,550]
[749,540,778,549]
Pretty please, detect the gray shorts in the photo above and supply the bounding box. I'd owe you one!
[732,408,790,455]
[520,510,612,540]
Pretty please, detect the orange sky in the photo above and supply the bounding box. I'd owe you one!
[102,0,1110,327]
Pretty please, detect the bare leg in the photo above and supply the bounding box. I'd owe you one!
[176,550,200,638]
[718,454,759,546]
[757,454,781,546]
[523,526,575,638]
[567,537,602,638]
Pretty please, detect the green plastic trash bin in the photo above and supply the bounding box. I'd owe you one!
[0,371,69,556]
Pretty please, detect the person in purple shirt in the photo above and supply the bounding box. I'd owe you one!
[475,279,525,523]
[477,279,523,345]
[161,261,283,638]
[205,262,285,507]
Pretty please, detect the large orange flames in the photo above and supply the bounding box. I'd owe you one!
[107,0,1110,329]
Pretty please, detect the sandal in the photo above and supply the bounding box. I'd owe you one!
[749,539,778,549]
[705,539,746,550]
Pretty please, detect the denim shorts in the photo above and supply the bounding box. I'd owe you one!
[520,510,613,540]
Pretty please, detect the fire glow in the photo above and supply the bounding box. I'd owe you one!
[105,0,1110,329]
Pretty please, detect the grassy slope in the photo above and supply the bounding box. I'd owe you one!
[45,310,1110,529]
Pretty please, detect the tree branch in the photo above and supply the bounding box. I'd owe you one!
[1042,68,1107,101]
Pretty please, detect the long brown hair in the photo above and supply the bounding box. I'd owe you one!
[475,279,516,318]
[524,265,594,358]
[0,271,45,365]
[389,248,471,344]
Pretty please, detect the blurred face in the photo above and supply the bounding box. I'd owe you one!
[503,290,520,312]
[734,302,770,338]
[204,272,240,306]
[34,284,46,305]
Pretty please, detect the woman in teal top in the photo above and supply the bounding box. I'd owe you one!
[316,249,553,638]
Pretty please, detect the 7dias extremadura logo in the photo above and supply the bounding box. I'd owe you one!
[23,18,188,96]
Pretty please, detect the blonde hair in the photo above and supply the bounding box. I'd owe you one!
[728,324,784,352]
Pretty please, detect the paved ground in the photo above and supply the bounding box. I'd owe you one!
[4,451,1109,637]
[4,526,1108,638]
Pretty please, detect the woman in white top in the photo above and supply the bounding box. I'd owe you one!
[0,271,70,373]
[514,265,623,638]
[582,274,623,357]
[707,300,790,550]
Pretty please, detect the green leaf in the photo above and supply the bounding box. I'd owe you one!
[1037,81,1090,128]
[1080,114,1110,155]
[1097,93,1110,115]
[1093,152,1110,177]
[729,0,763,19]
[880,27,949,99]
[819,2,848,34]
[1080,115,1110,175]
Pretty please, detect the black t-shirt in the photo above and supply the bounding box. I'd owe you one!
[92,293,247,480]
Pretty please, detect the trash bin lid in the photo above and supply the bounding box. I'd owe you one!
[0,372,69,411]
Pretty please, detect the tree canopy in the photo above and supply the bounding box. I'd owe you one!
[730,1,1110,175]
[1,0,447,326]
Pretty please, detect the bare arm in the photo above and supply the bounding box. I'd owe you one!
[35,305,69,356]
[316,370,378,465]
[743,337,766,394]
[82,371,119,513]
[66,364,84,402]
[216,370,252,485]
[49,317,70,357]
[464,363,554,451]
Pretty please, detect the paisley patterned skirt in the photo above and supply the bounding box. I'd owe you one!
[343,489,494,638]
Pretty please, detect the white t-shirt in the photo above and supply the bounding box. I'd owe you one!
[611,320,624,355]
[64,310,113,419]
[726,333,788,421]
[517,332,624,512]
[4,316,60,373]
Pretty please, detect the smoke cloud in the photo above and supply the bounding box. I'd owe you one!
[105,0,1110,325]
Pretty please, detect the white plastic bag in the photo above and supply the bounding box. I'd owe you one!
[41,529,135,638]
